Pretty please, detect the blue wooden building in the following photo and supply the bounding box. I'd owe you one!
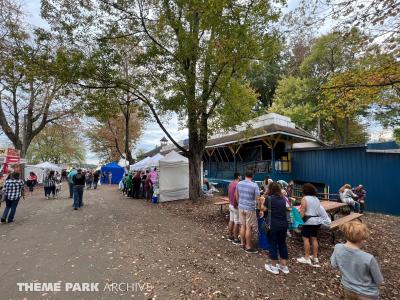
[290,143,400,215]
[143,113,400,215]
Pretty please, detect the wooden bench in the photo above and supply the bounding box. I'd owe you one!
[328,213,363,243]
[214,199,229,214]
[330,213,363,230]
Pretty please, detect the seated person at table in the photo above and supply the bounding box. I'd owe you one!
[331,221,384,300]
[227,173,241,244]
[339,184,360,213]
[236,169,260,254]
[353,185,366,213]
[260,182,289,275]
[203,178,218,196]
[203,178,210,191]
[297,183,330,266]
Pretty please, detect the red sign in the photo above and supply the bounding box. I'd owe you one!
[6,148,20,157]
[5,148,20,164]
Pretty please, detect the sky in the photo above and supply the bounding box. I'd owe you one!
[0,0,393,164]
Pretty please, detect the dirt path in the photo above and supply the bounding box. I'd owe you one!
[0,185,396,300]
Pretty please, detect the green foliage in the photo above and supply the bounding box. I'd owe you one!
[246,36,283,108]
[271,29,398,144]
[394,128,400,144]
[27,123,85,164]
[271,76,317,132]
[0,6,82,156]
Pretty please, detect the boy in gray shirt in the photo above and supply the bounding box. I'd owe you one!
[331,221,384,299]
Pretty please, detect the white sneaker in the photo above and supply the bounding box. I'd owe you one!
[311,257,321,267]
[264,264,279,275]
[277,264,290,274]
[311,257,320,264]
[297,257,312,265]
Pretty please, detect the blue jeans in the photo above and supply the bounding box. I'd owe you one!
[268,227,289,260]
[69,182,74,198]
[2,198,20,222]
[352,201,361,213]
[44,186,56,197]
[73,185,84,208]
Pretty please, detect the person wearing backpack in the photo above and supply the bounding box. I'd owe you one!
[72,169,85,210]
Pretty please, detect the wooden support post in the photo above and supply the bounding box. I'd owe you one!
[271,146,276,179]
[221,147,230,163]
[262,137,273,148]
[216,148,224,162]
[273,134,281,148]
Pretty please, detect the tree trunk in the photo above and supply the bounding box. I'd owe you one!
[124,103,134,165]
[343,117,349,144]
[188,146,203,201]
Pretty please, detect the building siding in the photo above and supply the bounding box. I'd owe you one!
[291,147,400,215]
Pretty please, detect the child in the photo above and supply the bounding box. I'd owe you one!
[331,221,384,300]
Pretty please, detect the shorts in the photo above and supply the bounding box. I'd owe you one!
[302,224,321,238]
[229,205,240,224]
[239,209,257,229]
[344,289,379,300]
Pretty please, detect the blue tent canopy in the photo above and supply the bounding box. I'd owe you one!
[100,162,124,184]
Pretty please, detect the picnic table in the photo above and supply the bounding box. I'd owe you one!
[214,196,229,214]
[214,196,362,243]
[320,200,348,221]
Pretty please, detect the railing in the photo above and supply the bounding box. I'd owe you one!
[208,159,291,177]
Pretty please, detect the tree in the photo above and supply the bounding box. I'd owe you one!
[246,36,283,108]
[0,1,81,157]
[394,128,400,144]
[272,30,374,144]
[270,76,319,133]
[82,38,145,165]
[135,149,147,162]
[291,0,400,49]
[26,122,85,164]
[42,0,282,201]
[86,114,141,164]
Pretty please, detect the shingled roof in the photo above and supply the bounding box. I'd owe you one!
[142,114,321,157]
[206,124,318,147]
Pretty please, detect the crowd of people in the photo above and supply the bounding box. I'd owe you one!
[120,167,158,201]
[226,170,382,299]
[0,166,382,299]
[0,167,103,221]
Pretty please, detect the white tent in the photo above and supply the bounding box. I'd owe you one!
[118,157,130,167]
[130,156,151,171]
[24,162,62,183]
[34,162,62,171]
[145,153,164,168]
[158,151,189,202]
[24,165,46,183]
